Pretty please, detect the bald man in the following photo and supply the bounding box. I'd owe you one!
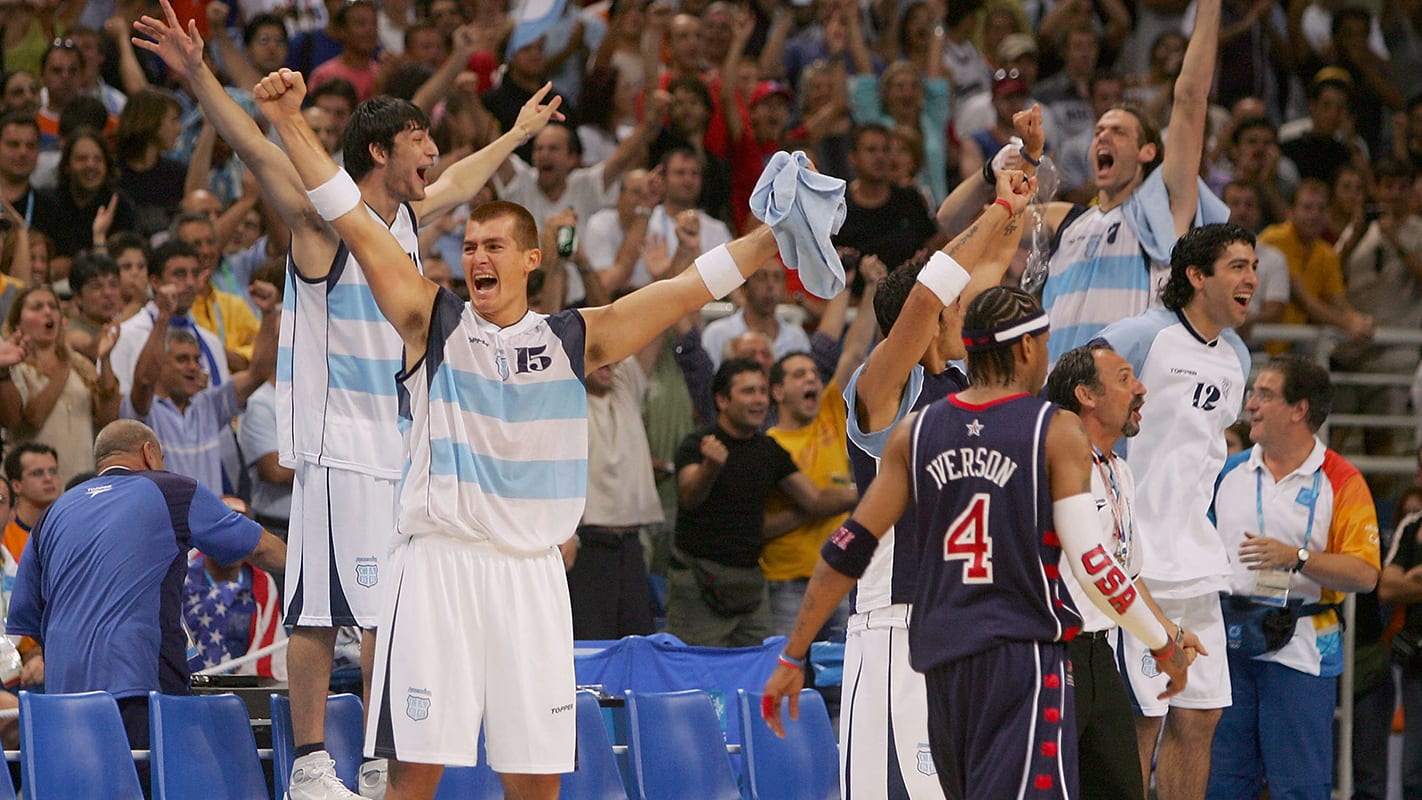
[8,420,286,756]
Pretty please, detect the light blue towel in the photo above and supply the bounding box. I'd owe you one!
[749,151,848,299]
[1122,172,1231,263]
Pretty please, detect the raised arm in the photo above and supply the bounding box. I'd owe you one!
[721,9,755,145]
[414,81,565,219]
[133,0,337,277]
[105,13,152,95]
[411,24,480,115]
[854,171,1033,433]
[230,283,281,406]
[202,1,263,91]
[599,90,668,191]
[1161,0,1221,237]
[830,255,886,390]
[130,286,179,417]
[579,225,780,373]
[255,69,437,360]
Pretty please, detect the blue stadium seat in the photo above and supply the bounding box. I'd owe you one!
[624,689,739,800]
[737,690,840,800]
[271,693,364,797]
[18,690,143,799]
[561,690,627,800]
[0,757,13,800]
[149,692,267,800]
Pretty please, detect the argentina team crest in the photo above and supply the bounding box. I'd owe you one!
[1141,652,1160,678]
[355,557,379,588]
[406,690,431,721]
[917,743,936,775]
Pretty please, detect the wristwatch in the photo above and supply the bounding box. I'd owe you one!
[1292,547,1311,573]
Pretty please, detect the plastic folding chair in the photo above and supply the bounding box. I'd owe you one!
[738,689,840,800]
[18,690,144,799]
[0,759,13,800]
[271,693,364,797]
[561,690,627,800]
[623,689,740,800]
[149,692,267,800]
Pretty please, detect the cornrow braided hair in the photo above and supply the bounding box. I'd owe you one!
[963,286,1042,387]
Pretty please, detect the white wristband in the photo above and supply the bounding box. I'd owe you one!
[917,251,971,307]
[694,244,745,299]
[307,169,362,221]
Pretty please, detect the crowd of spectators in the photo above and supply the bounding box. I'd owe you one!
[4,0,1422,793]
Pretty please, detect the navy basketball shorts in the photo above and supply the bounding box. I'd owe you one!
[922,640,1077,800]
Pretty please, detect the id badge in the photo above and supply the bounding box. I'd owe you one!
[1251,568,1292,608]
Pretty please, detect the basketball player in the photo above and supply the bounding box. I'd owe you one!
[1097,223,1256,800]
[133,5,563,797]
[763,287,1188,800]
[1044,342,1206,800]
[834,108,1041,799]
[255,66,791,800]
[940,0,1225,364]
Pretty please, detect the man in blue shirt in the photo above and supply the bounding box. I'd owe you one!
[7,419,286,752]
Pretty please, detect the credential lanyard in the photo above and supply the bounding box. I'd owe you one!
[1256,468,1321,550]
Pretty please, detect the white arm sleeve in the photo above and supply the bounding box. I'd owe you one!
[1054,493,1169,650]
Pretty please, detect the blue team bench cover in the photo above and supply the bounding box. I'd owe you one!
[574,633,785,745]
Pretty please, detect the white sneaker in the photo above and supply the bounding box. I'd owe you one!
[358,758,389,799]
[287,750,360,800]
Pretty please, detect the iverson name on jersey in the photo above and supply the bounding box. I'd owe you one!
[923,446,1020,489]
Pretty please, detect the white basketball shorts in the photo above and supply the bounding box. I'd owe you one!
[841,604,945,799]
[284,463,397,627]
[1116,592,1232,717]
[365,534,576,772]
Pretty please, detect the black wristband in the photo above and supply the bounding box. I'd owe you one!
[983,157,996,186]
[821,518,879,579]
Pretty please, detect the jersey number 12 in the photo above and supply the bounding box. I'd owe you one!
[944,493,994,583]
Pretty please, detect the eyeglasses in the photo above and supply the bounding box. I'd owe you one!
[1245,388,1284,404]
[50,38,76,50]
[993,68,1022,82]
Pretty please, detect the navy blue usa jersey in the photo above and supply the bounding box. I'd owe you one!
[845,364,969,613]
[907,392,1081,672]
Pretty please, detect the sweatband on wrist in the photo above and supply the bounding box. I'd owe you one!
[916,251,971,307]
[778,652,805,670]
[821,518,879,579]
[307,169,362,221]
[694,244,745,299]
[1018,147,1041,167]
[1150,637,1176,662]
[993,198,1014,215]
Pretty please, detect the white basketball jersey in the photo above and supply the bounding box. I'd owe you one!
[277,202,422,479]
[397,290,589,553]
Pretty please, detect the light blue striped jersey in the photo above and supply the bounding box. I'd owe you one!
[397,289,589,552]
[276,203,421,479]
[1043,202,1164,363]
[1043,172,1230,364]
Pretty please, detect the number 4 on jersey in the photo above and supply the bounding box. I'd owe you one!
[944,493,993,583]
